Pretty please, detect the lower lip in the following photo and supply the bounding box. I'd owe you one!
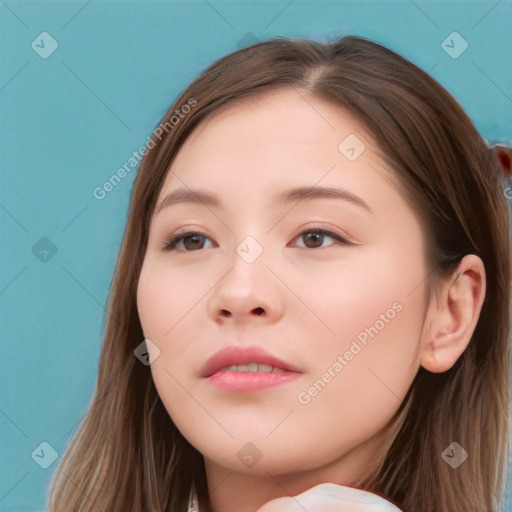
[205,371,302,392]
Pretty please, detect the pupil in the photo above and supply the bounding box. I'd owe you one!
[306,232,322,247]
[185,235,203,249]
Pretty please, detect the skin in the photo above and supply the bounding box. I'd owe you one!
[136,87,486,512]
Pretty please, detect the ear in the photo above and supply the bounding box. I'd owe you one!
[420,254,486,373]
[492,144,512,179]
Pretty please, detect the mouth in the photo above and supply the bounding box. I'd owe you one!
[201,346,303,392]
[217,363,289,373]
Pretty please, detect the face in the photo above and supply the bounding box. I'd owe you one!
[137,88,430,487]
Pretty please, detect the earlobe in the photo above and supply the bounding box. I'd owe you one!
[420,255,486,374]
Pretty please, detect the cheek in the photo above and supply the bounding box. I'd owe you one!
[299,242,425,423]
[286,277,424,470]
[136,264,203,434]
[298,237,425,352]
[137,260,203,343]
[136,259,213,403]
[137,268,172,340]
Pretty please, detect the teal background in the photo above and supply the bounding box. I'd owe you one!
[1,0,511,510]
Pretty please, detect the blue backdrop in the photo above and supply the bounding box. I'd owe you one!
[1,1,511,510]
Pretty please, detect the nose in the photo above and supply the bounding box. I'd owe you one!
[207,248,284,325]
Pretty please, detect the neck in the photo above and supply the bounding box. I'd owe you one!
[203,432,388,512]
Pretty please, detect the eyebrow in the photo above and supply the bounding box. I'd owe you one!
[155,185,374,216]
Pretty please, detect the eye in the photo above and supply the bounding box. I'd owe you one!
[162,231,214,251]
[294,228,352,249]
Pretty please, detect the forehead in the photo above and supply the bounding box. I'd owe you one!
[161,88,385,192]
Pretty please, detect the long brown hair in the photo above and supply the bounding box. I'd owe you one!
[47,35,511,512]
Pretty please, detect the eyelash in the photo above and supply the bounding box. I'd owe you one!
[161,227,353,251]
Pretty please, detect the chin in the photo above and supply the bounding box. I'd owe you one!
[201,440,316,476]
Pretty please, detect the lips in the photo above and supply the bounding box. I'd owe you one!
[200,346,302,378]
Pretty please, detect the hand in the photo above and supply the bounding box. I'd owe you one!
[256,483,403,512]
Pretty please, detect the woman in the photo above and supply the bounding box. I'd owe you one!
[47,35,511,512]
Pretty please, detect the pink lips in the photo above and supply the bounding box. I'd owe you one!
[201,346,303,392]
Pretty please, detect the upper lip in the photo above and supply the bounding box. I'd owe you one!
[201,346,302,378]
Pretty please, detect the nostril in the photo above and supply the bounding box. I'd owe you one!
[253,307,265,316]
[221,310,232,317]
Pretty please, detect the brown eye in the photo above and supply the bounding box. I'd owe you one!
[302,231,325,248]
[163,232,213,251]
[181,234,207,250]
[296,229,352,249]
